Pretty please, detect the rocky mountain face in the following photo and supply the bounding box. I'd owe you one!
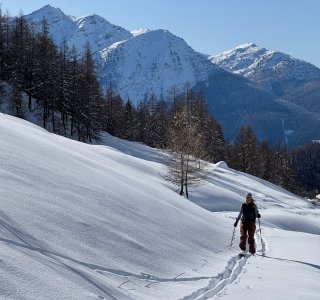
[23,6,320,148]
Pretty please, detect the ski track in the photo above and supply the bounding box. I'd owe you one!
[180,228,268,300]
[180,254,249,300]
[0,205,269,300]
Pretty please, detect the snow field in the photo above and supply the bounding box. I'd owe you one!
[0,113,319,299]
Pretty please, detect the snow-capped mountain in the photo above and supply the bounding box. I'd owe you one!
[25,6,224,103]
[25,5,133,54]
[25,5,220,102]
[99,29,220,101]
[209,43,320,97]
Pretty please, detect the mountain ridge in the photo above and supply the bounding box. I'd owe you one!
[209,43,320,97]
[20,6,320,147]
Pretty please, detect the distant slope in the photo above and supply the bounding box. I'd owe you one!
[282,80,320,115]
[194,70,320,148]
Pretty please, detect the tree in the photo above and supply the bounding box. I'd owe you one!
[0,8,10,82]
[271,144,297,191]
[9,81,24,118]
[33,18,58,129]
[191,91,226,163]
[132,100,148,143]
[292,143,320,197]
[123,99,135,140]
[234,125,259,176]
[56,38,72,136]
[258,140,273,181]
[76,42,103,142]
[165,107,208,199]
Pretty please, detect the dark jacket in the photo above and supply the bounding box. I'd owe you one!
[236,202,259,222]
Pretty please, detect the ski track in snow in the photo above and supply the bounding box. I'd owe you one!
[180,228,268,300]
[180,254,249,300]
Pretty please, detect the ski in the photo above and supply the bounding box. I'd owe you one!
[238,251,247,258]
[238,250,254,258]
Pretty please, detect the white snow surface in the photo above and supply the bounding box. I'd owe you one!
[0,113,319,299]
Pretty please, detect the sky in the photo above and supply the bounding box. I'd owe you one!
[1,0,320,67]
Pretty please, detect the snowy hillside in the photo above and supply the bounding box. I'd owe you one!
[1,113,319,299]
[209,43,320,97]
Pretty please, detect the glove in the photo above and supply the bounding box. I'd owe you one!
[234,221,238,227]
[257,213,261,218]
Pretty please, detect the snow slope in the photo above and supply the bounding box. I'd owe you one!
[1,114,319,299]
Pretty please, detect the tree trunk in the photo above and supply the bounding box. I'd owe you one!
[28,94,32,112]
[180,153,184,196]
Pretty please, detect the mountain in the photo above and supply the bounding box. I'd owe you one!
[1,113,320,299]
[194,71,320,147]
[99,29,220,101]
[25,5,133,54]
[25,5,220,102]
[209,43,320,98]
[22,6,320,147]
[209,43,320,130]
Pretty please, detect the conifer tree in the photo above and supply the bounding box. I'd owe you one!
[33,18,58,129]
[133,100,148,143]
[235,125,259,176]
[123,99,135,140]
[9,81,24,118]
[258,140,273,181]
[77,42,103,142]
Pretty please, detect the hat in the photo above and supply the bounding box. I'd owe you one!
[246,193,252,197]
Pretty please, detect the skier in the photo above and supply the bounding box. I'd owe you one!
[234,193,261,255]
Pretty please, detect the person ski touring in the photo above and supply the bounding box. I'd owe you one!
[234,193,261,255]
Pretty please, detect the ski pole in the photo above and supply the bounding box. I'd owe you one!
[258,218,263,251]
[229,227,236,247]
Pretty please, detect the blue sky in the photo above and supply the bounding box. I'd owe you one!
[1,0,319,67]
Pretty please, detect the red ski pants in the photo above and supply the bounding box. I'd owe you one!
[239,220,256,253]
